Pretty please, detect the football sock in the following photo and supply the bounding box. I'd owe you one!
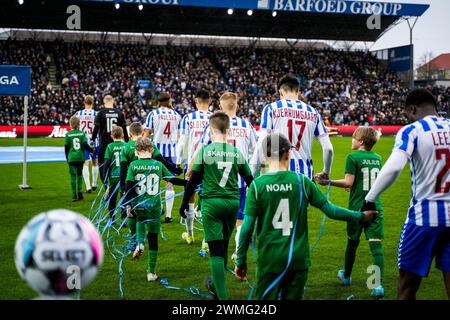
[77,174,83,193]
[136,221,145,244]
[344,239,360,278]
[70,172,77,196]
[127,217,137,240]
[148,250,158,273]
[210,256,227,300]
[235,224,242,252]
[185,203,195,237]
[165,190,175,219]
[83,166,91,190]
[369,241,384,285]
[147,233,158,273]
[92,165,99,187]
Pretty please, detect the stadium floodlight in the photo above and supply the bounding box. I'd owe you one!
[18,0,24,5]
[227,8,233,15]
[138,4,143,11]
[115,3,120,10]
[247,10,253,16]
[272,11,277,17]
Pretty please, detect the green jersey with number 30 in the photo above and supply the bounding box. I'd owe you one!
[192,142,252,200]
[104,141,126,183]
[64,129,88,162]
[345,151,383,211]
[244,170,364,273]
[126,158,173,216]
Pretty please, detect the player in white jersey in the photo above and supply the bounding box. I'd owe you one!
[251,75,334,181]
[176,89,212,245]
[74,95,99,193]
[144,92,182,223]
[187,92,258,258]
[364,89,450,300]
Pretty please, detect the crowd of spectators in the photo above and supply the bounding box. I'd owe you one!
[0,39,448,127]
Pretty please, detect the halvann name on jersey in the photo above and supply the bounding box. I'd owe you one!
[133,165,161,171]
[266,183,293,192]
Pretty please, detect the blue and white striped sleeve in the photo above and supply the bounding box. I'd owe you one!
[393,124,417,158]
[180,114,189,136]
[260,104,273,133]
[200,125,211,146]
[145,111,154,130]
[314,112,328,137]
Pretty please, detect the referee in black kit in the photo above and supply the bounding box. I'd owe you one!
[92,95,129,184]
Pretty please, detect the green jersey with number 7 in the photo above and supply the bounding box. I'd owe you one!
[192,142,252,200]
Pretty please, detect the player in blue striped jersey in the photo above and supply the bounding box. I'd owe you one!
[74,95,99,193]
[251,75,334,182]
[187,92,258,259]
[364,89,450,300]
[176,89,212,245]
[144,92,182,223]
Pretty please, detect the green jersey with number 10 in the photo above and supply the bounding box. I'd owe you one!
[104,141,126,183]
[192,142,252,200]
[64,129,88,162]
[345,151,383,212]
[126,158,173,217]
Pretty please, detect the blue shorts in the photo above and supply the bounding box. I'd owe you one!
[237,187,247,220]
[398,223,450,277]
[84,146,99,161]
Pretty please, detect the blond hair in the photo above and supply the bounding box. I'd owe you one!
[219,92,238,111]
[353,127,379,151]
[70,116,80,130]
[103,95,114,105]
[84,95,94,106]
[111,126,124,140]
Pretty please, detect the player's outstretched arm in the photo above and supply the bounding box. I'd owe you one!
[153,154,183,175]
[304,174,374,223]
[315,134,334,179]
[317,174,355,189]
[179,170,202,218]
[365,150,408,203]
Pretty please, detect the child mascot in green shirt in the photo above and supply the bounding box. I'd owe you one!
[234,133,377,300]
[316,126,385,298]
[65,116,94,201]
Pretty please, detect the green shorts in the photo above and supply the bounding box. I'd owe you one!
[347,211,384,241]
[256,270,308,300]
[202,198,239,242]
[136,215,161,234]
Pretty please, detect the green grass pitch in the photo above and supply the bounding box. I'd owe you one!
[0,136,448,300]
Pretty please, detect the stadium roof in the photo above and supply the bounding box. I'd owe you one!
[0,0,430,42]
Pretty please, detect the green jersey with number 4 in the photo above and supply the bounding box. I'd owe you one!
[192,142,252,200]
[244,170,364,274]
[126,158,173,217]
[104,141,126,183]
[345,151,383,211]
[120,138,162,164]
[64,129,88,162]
